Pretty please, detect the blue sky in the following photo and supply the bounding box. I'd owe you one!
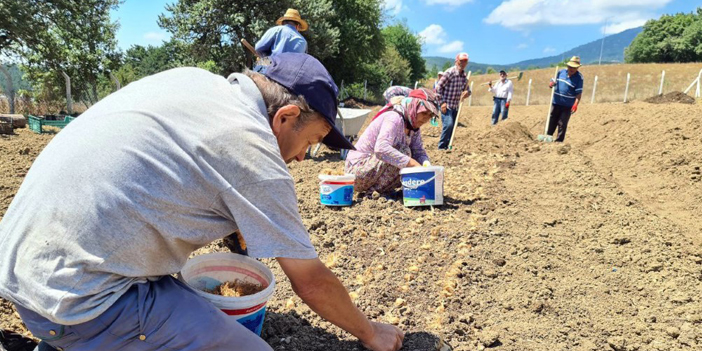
[111,0,699,65]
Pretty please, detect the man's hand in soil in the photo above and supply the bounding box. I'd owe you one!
[361,321,404,351]
[277,257,404,350]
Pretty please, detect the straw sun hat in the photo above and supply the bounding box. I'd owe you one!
[566,56,581,68]
[276,9,308,32]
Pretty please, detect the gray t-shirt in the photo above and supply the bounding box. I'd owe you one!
[0,68,317,325]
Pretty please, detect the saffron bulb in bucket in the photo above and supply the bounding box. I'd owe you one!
[179,252,275,336]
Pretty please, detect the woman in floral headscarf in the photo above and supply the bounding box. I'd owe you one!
[345,87,440,194]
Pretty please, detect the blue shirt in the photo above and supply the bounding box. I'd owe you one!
[255,24,307,57]
[553,69,583,107]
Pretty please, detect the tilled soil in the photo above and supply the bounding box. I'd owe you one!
[1,99,701,351]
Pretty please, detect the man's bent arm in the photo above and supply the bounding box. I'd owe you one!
[276,257,403,351]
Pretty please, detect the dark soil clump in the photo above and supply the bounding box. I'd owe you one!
[644,91,696,104]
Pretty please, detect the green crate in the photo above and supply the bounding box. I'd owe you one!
[27,115,75,134]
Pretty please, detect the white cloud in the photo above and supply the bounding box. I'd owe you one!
[543,46,556,54]
[383,0,404,15]
[438,40,464,53]
[484,0,672,30]
[517,43,528,49]
[419,24,448,45]
[424,0,474,5]
[143,32,166,42]
[601,19,647,34]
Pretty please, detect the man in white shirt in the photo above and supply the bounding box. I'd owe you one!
[487,70,514,125]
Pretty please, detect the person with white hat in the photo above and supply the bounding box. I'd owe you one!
[546,56,584,142]
[433,70,444,91]
[255,8,309,57]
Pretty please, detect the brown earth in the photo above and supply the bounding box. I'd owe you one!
[644,91,696,104]
[1,98,702,350]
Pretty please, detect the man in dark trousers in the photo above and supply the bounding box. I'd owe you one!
[547,56,583,142]
[435,52,471,149]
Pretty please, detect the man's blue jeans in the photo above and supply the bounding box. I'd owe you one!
[16,276,273,351]
[491,97,508,125]
[438,107,458,149]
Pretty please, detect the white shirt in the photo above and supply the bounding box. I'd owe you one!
[488,79,513,101]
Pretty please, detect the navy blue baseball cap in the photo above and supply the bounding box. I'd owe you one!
[263,53,355,150]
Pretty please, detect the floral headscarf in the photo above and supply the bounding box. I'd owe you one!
[374,88,440,132]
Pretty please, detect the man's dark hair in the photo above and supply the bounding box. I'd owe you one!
[282,20,300,27]
[499,70,506,75]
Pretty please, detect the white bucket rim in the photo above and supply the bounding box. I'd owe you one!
[318,174,356,182]
[400,166,444,175]
[179,252,276,308]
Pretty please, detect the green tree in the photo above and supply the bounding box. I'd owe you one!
[20,0,122,108]
[159,0,340,76]
[378,46,410,86]
[626,8,702,63]
[382,21,426,82]
[426,64,439,79]
[441,61,453,71]
[486,67,496,74]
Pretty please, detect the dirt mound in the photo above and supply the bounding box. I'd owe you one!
[644,91,696,104]
[492,121,534,142]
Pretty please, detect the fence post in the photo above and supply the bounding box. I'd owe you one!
[0,65,15,114]
[623,73,630,103]
[696,69,702,98]
[526,78,532,106]
[61,71,73,114]
[414,81,418,89]
[389,80,393,88]
[658,70,665,96]
[363,80,367,100]
[591,75,598,104]
[684,77,698,94]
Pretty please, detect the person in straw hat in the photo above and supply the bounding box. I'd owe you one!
[546,55,584,142]
[255,8,309,57]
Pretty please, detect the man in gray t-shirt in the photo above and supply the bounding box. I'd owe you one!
[0,53,404,351]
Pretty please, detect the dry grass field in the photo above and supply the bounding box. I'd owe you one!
[427,62,702,107]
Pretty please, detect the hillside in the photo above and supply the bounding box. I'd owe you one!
[424,57,508,74]
[424,27,643,72]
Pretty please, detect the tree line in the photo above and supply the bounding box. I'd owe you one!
[0,0,426,111]
[626,7,702,63]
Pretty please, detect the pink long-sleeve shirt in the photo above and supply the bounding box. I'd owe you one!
[345,111,429,169]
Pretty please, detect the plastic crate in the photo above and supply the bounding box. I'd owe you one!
[27,115,75,134]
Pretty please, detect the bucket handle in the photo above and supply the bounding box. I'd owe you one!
[402,175,437,190]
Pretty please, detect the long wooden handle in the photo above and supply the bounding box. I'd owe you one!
[544,66,559,135]
[240,39,261,58]
[447,71,471,149]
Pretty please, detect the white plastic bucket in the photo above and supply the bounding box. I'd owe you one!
[399,166,444,206]
[179,252,275,336]
[318,174,355,206]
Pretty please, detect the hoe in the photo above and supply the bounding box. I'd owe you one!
[479,71,524,86]
[538,66,560,143]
